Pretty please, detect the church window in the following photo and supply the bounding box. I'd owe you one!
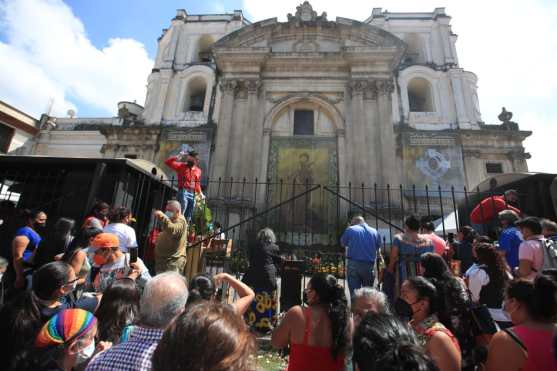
[196,35,214,63]
[293,110,314,135]
[185,77,207,112]
[486,163,503,174]
[408,78,434,112]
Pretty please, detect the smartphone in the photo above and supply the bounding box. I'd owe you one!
[130,247,138,263]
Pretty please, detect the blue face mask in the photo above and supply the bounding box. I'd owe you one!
[165,211,175,218]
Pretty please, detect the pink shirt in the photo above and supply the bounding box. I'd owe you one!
[518,235,545,281]
[426,232,448,256]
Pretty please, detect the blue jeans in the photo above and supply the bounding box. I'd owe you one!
[347,259,375,299]
[178,189,195,222]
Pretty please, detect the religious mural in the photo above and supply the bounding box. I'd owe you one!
[267,137,337,233]
[402,133,466,196]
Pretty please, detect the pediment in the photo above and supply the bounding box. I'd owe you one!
[213,19,403,52]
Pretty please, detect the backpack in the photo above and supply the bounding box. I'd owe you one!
[542,239,557,270]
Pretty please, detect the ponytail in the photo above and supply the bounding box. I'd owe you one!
[308,273,349,359]
[328,283,349,359]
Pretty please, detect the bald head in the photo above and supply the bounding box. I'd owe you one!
[140,272,188,328]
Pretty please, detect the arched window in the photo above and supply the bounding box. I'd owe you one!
[402,33,425,64]
[407,78,434,112]
[196,35,214,63]
[185,77,207,112]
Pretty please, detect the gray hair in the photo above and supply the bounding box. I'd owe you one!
[498,209,519,224]
[167,200,181,213]
[353,287,391,314]
[257,227,276,244]
[542,219,557,234]
[140,272,188,328]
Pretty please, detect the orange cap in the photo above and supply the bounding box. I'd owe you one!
[90,233,120,249]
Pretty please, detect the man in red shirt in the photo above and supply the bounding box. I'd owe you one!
[470,189,521,225]
[165,150,204,222]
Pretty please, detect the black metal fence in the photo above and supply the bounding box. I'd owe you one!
[2,158,553,282]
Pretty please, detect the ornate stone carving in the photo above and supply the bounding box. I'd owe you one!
[348,79,379,99]
[375,79,395,96]
[245,79,262,95]
[287,2,327,23]
[219,79,238,94]
[498,107,519,131]
[347,79,367,96]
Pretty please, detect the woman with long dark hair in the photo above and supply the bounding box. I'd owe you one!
[399,276,461,371]
[95,278,140,343]
[468,242,512,328]
[272,273,349,371]
[486,275,557,371]
[62,227,102,293]
[0,262,99,366]
[33,218,75,269]
[11,209,47,290]
[420,252,475,370]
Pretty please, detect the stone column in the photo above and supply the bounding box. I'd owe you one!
[241,79,262,183]
[226,82,248,196]
[363,82,380,186]
[348,80,368,189]
[146,70,172,125]
[210,79,237,184]
[376,79,400,187]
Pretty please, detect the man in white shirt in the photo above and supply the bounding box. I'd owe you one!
[103,207,138,253]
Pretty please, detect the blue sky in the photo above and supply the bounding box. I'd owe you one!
[0,0,556,173]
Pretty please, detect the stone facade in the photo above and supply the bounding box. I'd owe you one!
[31,3,531,195]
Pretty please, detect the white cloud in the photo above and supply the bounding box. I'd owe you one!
[0,0,153,117]
[243,0,557,173]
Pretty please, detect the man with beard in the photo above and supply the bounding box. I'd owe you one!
[11,209,47,289]
[165,150,205,222]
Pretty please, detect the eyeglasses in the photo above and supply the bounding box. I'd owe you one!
[63,277,79,287]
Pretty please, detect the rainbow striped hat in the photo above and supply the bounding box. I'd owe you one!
[35,308,97,348]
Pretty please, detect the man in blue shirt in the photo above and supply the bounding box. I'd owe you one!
[497,210,523,270]
[340,215,381,298]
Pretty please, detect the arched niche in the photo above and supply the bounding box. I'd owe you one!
[407,77,434,112]
[184,77,208,112]
[195,34,215,63]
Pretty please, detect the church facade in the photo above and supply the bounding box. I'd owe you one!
[32,3,531,196]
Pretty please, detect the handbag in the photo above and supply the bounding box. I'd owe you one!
[468,300,500,346]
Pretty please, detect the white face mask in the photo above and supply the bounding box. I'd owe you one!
[75,340,95,364]
[165,210,175,218]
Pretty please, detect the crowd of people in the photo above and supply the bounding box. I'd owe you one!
[0,185,556,371]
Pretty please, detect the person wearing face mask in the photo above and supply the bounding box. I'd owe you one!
[397,276,461,371]
[164,150,205,222]
[10,209,47,290]
[486,275,557,371]
[0,262,101,366]
[83,201,110,230]
[10,308,111,371]
[90,233,151,293]
[153,200,188,274]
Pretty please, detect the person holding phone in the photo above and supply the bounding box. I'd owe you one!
[153,200,188,275]
[89,233,151,293]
